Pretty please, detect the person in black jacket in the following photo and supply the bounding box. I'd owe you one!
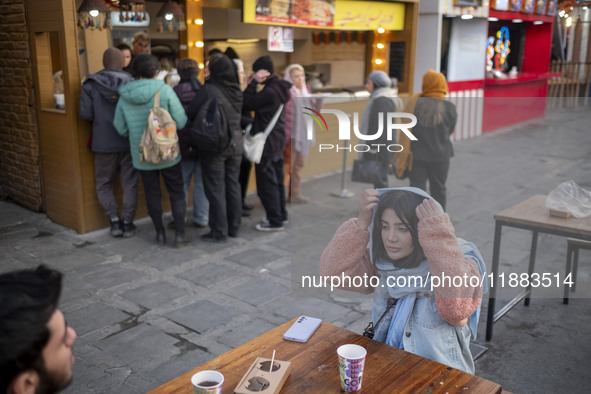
[80,47,137,238]
[187,53,243,242]
[243,55,292,231]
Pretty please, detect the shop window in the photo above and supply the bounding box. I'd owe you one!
[389,42,405,83]
[34,32,65,112]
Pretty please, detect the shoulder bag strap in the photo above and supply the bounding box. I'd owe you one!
[260,104,284,139]
[154,88,162,109]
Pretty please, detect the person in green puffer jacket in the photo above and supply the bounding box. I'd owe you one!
[114,54,188,248]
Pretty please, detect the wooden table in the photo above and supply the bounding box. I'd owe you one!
[149,319,502,393]
[486,194,591,341]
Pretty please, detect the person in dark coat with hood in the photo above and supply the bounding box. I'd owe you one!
[187,53,244,242]
[80,47,137,238]
[243,55,292,231]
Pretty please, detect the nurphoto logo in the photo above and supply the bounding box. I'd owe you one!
[303,108,417,153]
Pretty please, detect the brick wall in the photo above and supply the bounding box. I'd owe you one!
[0,0,42,210]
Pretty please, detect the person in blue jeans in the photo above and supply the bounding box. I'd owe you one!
[172,58,209,228]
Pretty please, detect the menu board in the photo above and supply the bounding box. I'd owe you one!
[534,0,547,14]
[492,0,509,11]
[252,0,335,27]
[522,0,535,13]
[510,0,522,12]
[244,0,405,31]
[454,0,481,6]
[546,0,557,15]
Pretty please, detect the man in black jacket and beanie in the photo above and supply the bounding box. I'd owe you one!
[80,47,137,237]
[243,55,292,231]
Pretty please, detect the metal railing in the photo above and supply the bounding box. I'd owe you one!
[547,60,591,110]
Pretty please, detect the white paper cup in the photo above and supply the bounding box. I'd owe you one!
[191,370,223,394]
[337,344,367,392]
[54,94,65,109]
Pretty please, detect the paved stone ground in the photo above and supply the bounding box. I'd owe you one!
[1,106,590,393]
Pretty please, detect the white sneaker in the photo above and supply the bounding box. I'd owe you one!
[255,223,284,232]
[262,217,289,225]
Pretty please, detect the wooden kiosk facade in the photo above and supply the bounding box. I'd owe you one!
[4,0,419,233]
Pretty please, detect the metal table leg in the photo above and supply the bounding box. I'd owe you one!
[563,241,573,305]
[486,221,503,341]
[524,230,538,307]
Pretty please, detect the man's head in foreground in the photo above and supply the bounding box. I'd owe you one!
[0,265,77,394]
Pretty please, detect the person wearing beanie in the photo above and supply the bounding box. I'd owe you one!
[80,48,137,238]
[243,55,292,231]
[394,70,457,210]
[358,70,403,189]
[252,55,275,75]
[170,58,209,230]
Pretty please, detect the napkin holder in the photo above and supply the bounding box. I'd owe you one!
[234,357,291,394]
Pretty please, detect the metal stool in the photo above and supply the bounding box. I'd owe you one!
[563,238,591,304]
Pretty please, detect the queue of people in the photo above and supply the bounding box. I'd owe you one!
[79,45,318,245]
[79,43,456,246]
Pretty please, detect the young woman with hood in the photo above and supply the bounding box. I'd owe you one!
[321,187,487,374]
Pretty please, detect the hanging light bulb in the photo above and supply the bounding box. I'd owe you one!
[157,1,186,32]
[77,0,112,30]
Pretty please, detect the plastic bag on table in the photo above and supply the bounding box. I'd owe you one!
[545,180,591,218]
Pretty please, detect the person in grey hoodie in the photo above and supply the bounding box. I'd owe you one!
[80,47,137,238]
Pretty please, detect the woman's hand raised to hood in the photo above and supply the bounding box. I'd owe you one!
[356,189,379,231]
[416,198,444,221]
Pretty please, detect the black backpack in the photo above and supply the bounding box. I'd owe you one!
[190,85,232,153]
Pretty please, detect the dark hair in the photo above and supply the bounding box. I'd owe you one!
[177,58,199,76]
[116,43,131,52]
[131,53,160,79]
[224,46,239,60]
[208,48,222,57]
[0,265,63,391]
[371,190,426,269]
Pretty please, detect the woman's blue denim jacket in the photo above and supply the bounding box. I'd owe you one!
[371,286,475,374]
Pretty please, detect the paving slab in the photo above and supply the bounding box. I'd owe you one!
[221,278,289,306]
[96,323,180,372]
[166,300,238,334]
[121,281,190,309]
[226,248,283,268]
[67,301,131,337]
